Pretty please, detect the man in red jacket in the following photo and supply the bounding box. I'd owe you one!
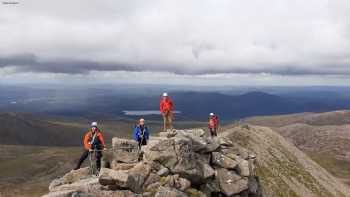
[160,92,174,132]
[74,122,106,171]
[208,113,219,137]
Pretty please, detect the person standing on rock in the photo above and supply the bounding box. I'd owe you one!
[74,122,106,171]
[208,113,219,137]
[133,118,150,150]
[160,92,174,132]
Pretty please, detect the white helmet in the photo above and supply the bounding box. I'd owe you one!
[91,122,98,127]
[162,92,168,97]
[210,113,214,116]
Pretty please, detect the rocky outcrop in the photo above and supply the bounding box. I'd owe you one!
[112,138,140,163]
[44,128,261,197]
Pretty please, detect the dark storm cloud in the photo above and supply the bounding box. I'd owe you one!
[1,53,350,76]
[0,54,136,74]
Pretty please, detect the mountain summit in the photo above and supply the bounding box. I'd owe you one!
[43,124,350,197]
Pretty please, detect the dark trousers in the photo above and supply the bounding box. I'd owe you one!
[75,150,102,170]
[138,138,147,149]
[210,128,217,137]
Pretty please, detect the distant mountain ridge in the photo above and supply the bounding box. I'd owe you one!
[3,89,350,121]
[0,113,85,146]
[169,91,350,120]
[0,112,206,146]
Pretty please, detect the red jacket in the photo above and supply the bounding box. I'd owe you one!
[160,98,174,114]
[83,129,106,150]
[208,115,219,129]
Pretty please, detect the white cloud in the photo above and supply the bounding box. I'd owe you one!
[0,0,350,85]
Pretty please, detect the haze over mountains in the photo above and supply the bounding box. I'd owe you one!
[3,85,350,121]
[0,112,206,146]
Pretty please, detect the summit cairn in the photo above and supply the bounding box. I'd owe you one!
[43,128,261,197]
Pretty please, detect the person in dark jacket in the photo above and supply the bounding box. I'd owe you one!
[74,122,106,171]
[133,118,150,149]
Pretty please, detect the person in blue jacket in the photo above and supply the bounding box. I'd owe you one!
[133,118,150,149]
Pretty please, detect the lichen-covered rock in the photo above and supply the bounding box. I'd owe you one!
[146,182,161,193]
[157,166,170,176]
[248,176,262,196]
[155,186,187,197]
[42,189,79,197]
[62,167,90,183]
[211,152,239,169]
[48,168,90,192]
[99,162,151,193]
[128,162,152,190]
[48,178,65,192]
[112,138,139,163]
[145,136,215,185]
[236,159,250,177]
[220,142,250,160]
[144,139,178,169]
[143,173,161,189]
[162,175,191,191]
[46,178,101,196]
[175,129,206,137]
[159,130,178,138]
[200,179,221,195]
[217,168,249,196]
[111,161,136,171]
[176,130,220,153]
[99,168,142,193]
[177,177,191,191]
[45,128,261,197]
[185,188,207,197]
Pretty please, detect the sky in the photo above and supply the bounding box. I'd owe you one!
[0,0,350,86]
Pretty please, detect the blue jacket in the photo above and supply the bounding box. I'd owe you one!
[133,125,150,142]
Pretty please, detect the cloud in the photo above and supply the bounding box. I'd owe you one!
[1,53,350,76]
[0,0,350,79]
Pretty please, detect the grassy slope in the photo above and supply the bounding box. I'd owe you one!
[308,153,350,186]
[244,111,350,186]
[0,145,82,197]
[220,124,350,197]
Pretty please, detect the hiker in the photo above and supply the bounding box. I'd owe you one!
[208,113,219,137]
[160,92,174,132]
[74,122,106,171]
[133,118,150,149]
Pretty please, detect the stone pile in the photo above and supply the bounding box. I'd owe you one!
[43,129,261,197]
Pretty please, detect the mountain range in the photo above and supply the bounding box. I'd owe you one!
[3,84,350,121]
